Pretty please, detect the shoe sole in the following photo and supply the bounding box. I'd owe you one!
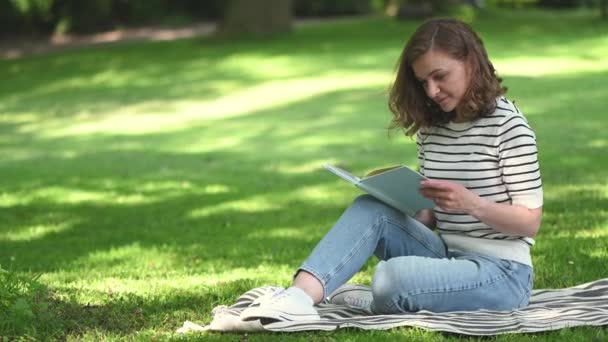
[241,306,320,322]
[327,284,372,301]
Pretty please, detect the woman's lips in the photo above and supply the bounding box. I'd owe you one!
[436,97,448,105]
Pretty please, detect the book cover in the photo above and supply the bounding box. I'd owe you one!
[324,163,434,216]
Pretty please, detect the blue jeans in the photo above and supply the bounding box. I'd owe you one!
[298,195,533,314]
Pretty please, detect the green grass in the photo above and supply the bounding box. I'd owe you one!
[1,7,607,341]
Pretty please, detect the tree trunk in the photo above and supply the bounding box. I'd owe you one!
[219,0,292,37]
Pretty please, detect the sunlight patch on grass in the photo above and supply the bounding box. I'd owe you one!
[188,195,282,219]
[285,184,349,204]
[349,267,375,285]
[262,161,329,175]
[575,227,608,239]
[0,221,76,242]
[32,69,132,94]
[1,186,153,206]
[41,261,302,296]
[219,54,304,79]
[543,220,608,238]
[332,103,359,114]
[540,183,607,234]
[0,145,89,164]
[189,181,351,220]
[37,72,390,137]
[292,130,380,148]
[70,243,178,275]
[200,264,295,287]
[174,71,389,123]
[544,183,607,202]
[201,184,231,194]
[8,111,94,134]
[498,56,608,77]
[495,33,608,77]
[588,139,607,149]
[136,180,213,195]
[194,134,259,153]
[42,274,216,300]
[201,79,244,95]
[0,181,230,209]
[246,226,309,240]
[586,248,608,260]
[519,89,607,122]
[0,112,38,125]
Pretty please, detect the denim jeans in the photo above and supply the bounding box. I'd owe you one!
[298,194,534,314]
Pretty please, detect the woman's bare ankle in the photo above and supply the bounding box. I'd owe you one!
[293,270,324,304]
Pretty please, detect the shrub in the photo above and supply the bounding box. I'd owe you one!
[0,262,62,339]
[537,0,582,8]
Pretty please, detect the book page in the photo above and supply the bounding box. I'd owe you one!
[365,165,401,178]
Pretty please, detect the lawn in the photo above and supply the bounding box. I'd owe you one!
[1,7,607,341]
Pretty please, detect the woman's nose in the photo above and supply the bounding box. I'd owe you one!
[425,81,440,98]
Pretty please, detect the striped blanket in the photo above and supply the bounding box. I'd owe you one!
[179,278,608,335]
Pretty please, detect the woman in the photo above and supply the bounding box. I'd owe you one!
[241,17,543,321]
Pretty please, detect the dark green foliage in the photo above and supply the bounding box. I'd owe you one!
[1,0,375,35]
[0,0,55,36]
[0,263,62,338]
[2,0,606,36]
[537,0,583,7]
[293,0,372,17]
[2,0,225,35]
[219,0,292,37]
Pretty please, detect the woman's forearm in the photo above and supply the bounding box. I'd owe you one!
[469,199,542,238]
[419,180,542,238]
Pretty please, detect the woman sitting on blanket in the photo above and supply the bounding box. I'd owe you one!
[242,17,543,321]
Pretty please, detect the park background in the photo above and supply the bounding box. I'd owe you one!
[1,0,607,340]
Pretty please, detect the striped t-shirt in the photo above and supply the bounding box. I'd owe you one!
[416,97,543,266]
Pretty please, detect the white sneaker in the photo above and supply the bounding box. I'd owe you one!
[240,287,320,322]
[327,284,373,311]
[250,286,284,306]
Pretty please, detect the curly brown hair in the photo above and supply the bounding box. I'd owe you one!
[388,18,506,136]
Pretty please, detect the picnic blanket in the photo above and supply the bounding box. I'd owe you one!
[178,278,608,336]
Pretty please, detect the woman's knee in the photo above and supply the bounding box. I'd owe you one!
[371,258,421,314]
[371,260,404,313]
[352,194,380,207]
[352,194,399,218]
[372,261,394,297]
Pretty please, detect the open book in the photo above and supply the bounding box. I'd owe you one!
[324,164,434,216]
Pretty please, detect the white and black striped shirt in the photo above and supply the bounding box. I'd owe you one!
[417,97,543,265]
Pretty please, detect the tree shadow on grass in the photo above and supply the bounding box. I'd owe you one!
[0,69,607,278]
[533,185,608,288]
[506,70,608,186]
[0,63,605,330]
[7,276,262,340]
[0,84,399,278]
[0,151,346,273]
[1,11,607,340]
[1,10,606,122]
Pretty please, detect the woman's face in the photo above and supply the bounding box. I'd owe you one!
[412,49,470,114]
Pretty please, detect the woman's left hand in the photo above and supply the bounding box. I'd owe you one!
[419,179,482,214]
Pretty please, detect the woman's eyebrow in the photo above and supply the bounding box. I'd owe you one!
[416,69,443,81]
